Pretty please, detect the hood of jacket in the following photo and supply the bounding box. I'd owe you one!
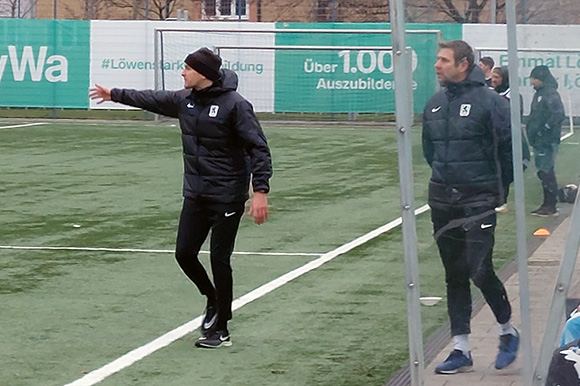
[535,78,559,93]
[190,69,238,105]
[494,66,510,94]
[445,65,486,96]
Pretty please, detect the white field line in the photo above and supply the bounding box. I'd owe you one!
[0,122,49,130]
[561,131,575,141]
[0,245,321,257]
[62,204,430,386]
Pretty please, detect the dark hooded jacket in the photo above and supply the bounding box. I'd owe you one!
[526,69,565,148]
[422,65,513,210]
[493,66,530,165]
[494,66,524,117]
[111,69,272,203]
[545,338,580,386]
[493,66,510,94]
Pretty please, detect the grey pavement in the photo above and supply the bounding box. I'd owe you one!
[423,215,580,386]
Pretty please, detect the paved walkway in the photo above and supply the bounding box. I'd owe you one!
[423,215,580,386]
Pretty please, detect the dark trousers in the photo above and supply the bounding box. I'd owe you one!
[432,207,511,336]
[534,143,559,208]
[538,169,558,209]
[175,197,244,329]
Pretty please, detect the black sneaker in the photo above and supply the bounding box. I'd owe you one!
[195,330,232,349]
[200,303,218,337]
[531,206,559,217]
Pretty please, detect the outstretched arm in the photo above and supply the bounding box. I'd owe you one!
[89,84,183,118]
[88,84,112,104]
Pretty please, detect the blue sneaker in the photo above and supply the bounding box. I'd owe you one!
[495,330,519,369]
[435,350,473,374]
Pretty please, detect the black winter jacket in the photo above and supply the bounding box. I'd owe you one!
[545,338,580,386]
[422,66,513,210]
[111,69,272,204]
[526,81,565,148]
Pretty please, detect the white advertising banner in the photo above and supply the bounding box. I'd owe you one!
[90,21,275,111]
[464,24,580,117]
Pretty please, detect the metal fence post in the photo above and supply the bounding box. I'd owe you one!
[505,0,533,384]
[389,1,424,385]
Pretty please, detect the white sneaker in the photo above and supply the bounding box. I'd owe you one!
[495,204,508,213]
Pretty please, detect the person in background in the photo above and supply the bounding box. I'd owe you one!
[526,65,565,217]
[479,56,495,87]
[545,304,580,386]
[89,47,273,349]
[490,66,531,213]
[423,40,519,375]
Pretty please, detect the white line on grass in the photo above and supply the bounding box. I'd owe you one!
[0,122,49,130]
[561,131,574,141]
[62,204,430,386]
[0,245,321,257]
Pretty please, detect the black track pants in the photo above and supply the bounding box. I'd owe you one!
[175,197,244,328]
[432,207,512,336]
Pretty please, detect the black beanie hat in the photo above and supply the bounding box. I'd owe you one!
[530,65,559,89]
[530,65,551,81]
[184,47,222,82]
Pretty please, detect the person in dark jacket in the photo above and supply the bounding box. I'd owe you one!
[526,65,566,217]
[490,66,531,213]
[423,41,519,375]
[89,47,273,349]
[546,338,580,386]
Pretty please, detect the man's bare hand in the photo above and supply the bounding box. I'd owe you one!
[89,84,112,104]
[249,192,268,225]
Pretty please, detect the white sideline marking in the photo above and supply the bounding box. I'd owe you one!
[62,204,430,386]
[0,245,321,257]
[0,122,48,130]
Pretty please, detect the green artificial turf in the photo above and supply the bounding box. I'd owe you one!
[0,120,577,386]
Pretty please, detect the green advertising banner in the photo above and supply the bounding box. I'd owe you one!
[0,19,90,108]
[274,23,461,114]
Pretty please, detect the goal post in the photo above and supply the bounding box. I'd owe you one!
[154,28,442,116]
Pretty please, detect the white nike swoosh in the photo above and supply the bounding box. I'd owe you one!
[481,223,493,229]
[431,106,442,113]
[187,103,194,108]
[203,314,217,330]
[225,212,236,217]
[219,335,229,342]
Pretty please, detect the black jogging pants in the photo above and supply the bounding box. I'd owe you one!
[175,197,245,329]
[431,206,512,336]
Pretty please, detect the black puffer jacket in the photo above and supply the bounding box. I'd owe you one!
[526,78,565,148]
[422,66,513,210]
[545,338,580,386]
[111,69,272,203]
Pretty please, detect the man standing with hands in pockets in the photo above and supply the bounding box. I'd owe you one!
[89,47,273,349]
[422,40,519,374]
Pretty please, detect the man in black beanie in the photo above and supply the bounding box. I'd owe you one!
[184,47,222,82]
[89,47,272,348]
[527,65,565,217]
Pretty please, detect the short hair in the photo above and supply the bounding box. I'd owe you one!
[438,40,474,68]
[479,56,495,68]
